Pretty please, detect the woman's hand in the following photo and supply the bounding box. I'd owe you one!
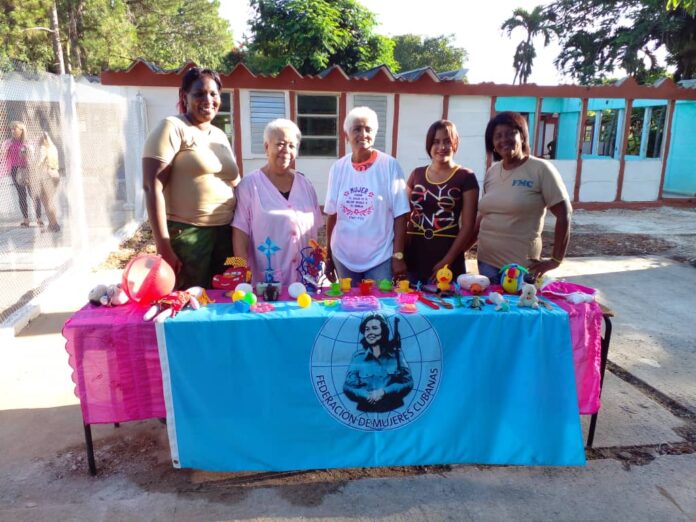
[392,258,408,281]
[157,241,183,275]
[324,255,337,282]
[527,258,561,281]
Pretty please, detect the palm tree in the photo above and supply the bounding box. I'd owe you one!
[501,6,555,84]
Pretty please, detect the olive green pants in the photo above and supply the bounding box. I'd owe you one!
[167,220,233,290]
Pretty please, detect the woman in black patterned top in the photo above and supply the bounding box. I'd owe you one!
[405,120,479,285]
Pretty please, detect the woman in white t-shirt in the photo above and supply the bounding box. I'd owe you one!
[324,107,410,283]
[476,111,572,283]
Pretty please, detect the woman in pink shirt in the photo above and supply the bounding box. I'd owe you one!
[1,121,42,227]
[232,119,323,287]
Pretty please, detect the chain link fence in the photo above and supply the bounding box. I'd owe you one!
[0,68,147,323]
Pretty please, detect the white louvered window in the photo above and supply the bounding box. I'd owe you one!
[353,94,388,152]
[250,91,286,154]
[297,94,338,157]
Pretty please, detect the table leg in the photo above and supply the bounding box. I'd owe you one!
[83,423,97,476]
[586,315,612,448]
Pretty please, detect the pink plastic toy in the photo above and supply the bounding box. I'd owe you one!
[341,295,380,311]
[397,292,418,314]
[122,254,175,305]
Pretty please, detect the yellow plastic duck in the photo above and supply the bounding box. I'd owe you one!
[436,264,453,292]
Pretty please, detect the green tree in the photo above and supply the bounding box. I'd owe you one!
[667,0,696,15]
[547,0,696,83]
[238,0,397,75]
[391,34,467,74]
[501,6,555,84]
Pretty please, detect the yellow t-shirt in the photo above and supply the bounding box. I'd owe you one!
[477,156,570,269]
[142,115,239,226]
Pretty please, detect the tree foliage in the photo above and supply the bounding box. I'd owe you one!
[233,0,398,75]
[667,0,696,15]
[501,6,555,84]
[391,34,467,74]
[0,0,233,75]
[546,0,696,83]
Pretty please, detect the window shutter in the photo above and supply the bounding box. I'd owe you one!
[250,91,286,154]
[354,95,388,152]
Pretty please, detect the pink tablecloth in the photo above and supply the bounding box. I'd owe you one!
[63,288,604,424]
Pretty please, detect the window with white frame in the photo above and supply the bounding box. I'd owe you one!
[250,91,286,154]
[212,91,234,147]
[297,94,338,157]
[353,94,388,152]
[627,105,666,158]
[583,109,619,157]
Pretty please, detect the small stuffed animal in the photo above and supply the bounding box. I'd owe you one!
[486,291,510,312]
[88,283,130,307]
[517,283,539,309]
[143,286,203,322]
[456,274,490,295]
[500,263,528,294]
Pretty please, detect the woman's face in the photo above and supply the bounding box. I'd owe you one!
[430,128,457,164]
[492,123,525,161]
[347,117,376,155]
[11,126,22,140]
[265,128,298,172]
[363,319,383,346]
[185,76,221,125]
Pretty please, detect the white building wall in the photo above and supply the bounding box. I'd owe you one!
[447,96,490,184]
[396,95,443,175]
[549,160,577,198]
[579,159,620,202]
[622,160,662,201]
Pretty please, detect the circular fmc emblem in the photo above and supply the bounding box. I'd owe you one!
[310,311,442,432]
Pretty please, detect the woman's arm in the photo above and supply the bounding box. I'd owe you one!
[324,213,337,282]
[142,157,181,274]
[527,199,572,280]
[430,188,480,277]
[392,214,408,279]
[232,226,250,264]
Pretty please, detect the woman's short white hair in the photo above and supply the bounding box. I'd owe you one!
[343,106,379,135]
[264,118,302,145]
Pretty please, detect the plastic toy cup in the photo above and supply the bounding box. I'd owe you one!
[340,277,352,292]
[329,282,341,294]
[359,279,374,296]
[397,280,410,293]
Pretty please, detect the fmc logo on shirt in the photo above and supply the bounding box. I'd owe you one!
[512,179,534,188]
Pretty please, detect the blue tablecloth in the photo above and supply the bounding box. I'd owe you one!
[157,297,585,471]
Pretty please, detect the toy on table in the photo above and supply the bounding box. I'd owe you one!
[456,274,490,295]
[88,283,129,307]
[320,298,340,308]
[517,283,539,309]
[122,254,175,305]
[236,282,254,294]
[435,264,453,292]
[212,256,252,291]
[499,263,528,294]
[340,277,352,292]
[359,279,374,295]
[251,302,275,313]
[396,279,411,293]
[261,284,280,302]
[143,286,205,322]
[452,283,465,308]
[341,295,380,311]
[297,293,312,308]
[467,296,484,310]
[397,292,418,314]
[486,291,510,312]
[325,282,343,296]
[288,282,307,299]
[296,239,328,292]
[231,289,258,312]
[378,279,393,292]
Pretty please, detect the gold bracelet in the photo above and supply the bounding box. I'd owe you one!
[551,256,563,264]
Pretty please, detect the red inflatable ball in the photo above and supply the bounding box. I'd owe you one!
[121,254,176,305]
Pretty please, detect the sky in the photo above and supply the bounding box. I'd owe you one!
[218,0,567,85]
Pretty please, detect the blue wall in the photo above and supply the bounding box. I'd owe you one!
[557,112,579,160]
[664,101,696,196]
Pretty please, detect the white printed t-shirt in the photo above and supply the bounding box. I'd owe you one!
[324,151,410,272]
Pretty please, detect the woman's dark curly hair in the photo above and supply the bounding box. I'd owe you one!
[177,67,222,114]
[484,111,531,161]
